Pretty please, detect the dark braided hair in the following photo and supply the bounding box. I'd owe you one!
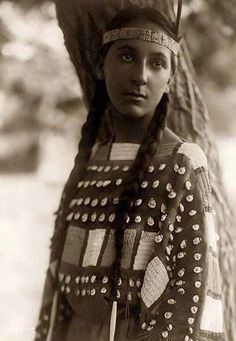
[50,80,108,261]
[113,94,169,288]
[52,6,180,299]
[99,5,180,298]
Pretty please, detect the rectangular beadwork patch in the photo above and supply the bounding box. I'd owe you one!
[195,169,212,208]
[207,251,222,298]
[133,231,157,270]
[141,256,169,308]
[205,211,219,253]
[121,229,137,269]
[200,295,224,334]
[101,229,116,267]
[61,226,86,265]
[82,229,106,267]
[109,143,140,160]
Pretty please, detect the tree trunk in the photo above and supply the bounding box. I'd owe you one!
[55,0,236,339]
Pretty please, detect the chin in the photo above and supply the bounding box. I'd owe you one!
[117,104,149,119]
[123,111,146,118]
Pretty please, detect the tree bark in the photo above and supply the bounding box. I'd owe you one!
[55,0,236,339]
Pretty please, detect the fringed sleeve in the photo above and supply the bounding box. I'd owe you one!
[139,143,226,341]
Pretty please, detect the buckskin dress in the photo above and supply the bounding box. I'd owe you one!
[34,140,226,341]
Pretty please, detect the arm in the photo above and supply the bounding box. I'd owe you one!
[34,159,81,341]
[139,143,226,340]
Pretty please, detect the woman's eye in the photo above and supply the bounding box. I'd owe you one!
[121,53,134,62]
[152,60,163,68]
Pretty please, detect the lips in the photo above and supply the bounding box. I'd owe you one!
[124,91,147,99]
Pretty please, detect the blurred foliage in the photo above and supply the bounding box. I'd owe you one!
[0,0,236,172]
[183,0,236,85]
[0,1,85,172]
[180,0,236,135]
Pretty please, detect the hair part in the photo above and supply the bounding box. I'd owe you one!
[106,5,180,41]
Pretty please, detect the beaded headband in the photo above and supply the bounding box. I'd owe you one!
[102,0,182,56]
[102,27,179,56]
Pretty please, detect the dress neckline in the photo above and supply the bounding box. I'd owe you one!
[91,140,185,162]
[109,142,140,161]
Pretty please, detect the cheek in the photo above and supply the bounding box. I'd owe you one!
[151,72,170,92]
[104,74,123,108]
[105,65,127,84]
[104,54,130,87]
[104,65,127,99]
[105,73,119,96]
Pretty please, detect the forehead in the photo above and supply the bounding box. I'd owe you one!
[108,18,172,58]
[110,39,172,58]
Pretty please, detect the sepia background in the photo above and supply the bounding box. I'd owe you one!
[0,0,236,340]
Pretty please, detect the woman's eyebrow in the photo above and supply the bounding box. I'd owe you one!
[150,52,168,60]
[116,45,136,51]
[116,46,168,59]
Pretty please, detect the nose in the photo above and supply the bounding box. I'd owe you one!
[130,61,148,86]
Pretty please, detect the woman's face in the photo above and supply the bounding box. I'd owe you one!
[102,19,173,118]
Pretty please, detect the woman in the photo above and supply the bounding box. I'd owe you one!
[35,4,226,341]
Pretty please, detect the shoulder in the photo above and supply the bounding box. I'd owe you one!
[158,129,208,171]
[175,142,208,171]
[174,142,212,208]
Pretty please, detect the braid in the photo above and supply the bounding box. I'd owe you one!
[50,80,108,261]
[112,94,169,295]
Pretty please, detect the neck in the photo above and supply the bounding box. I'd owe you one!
[110,105,155,144]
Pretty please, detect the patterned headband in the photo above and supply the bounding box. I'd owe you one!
[102,27,180,56]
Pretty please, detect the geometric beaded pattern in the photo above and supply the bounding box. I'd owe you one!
[141,256,169,308]
[139,142,225,339]
[133,231,158,270]
[103,28,179,56]
[176,143,224,337]
[204,211,218,254]
[207,250,223,299]
[35,141,226,341]
[82,229,106,267]
[195,167,212,210]
[200,295,224,334]
[109,142,140,161]
[121,229,137,269]
[101,229,116,267]
[200,211,224,335]
[61,226,86,265]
